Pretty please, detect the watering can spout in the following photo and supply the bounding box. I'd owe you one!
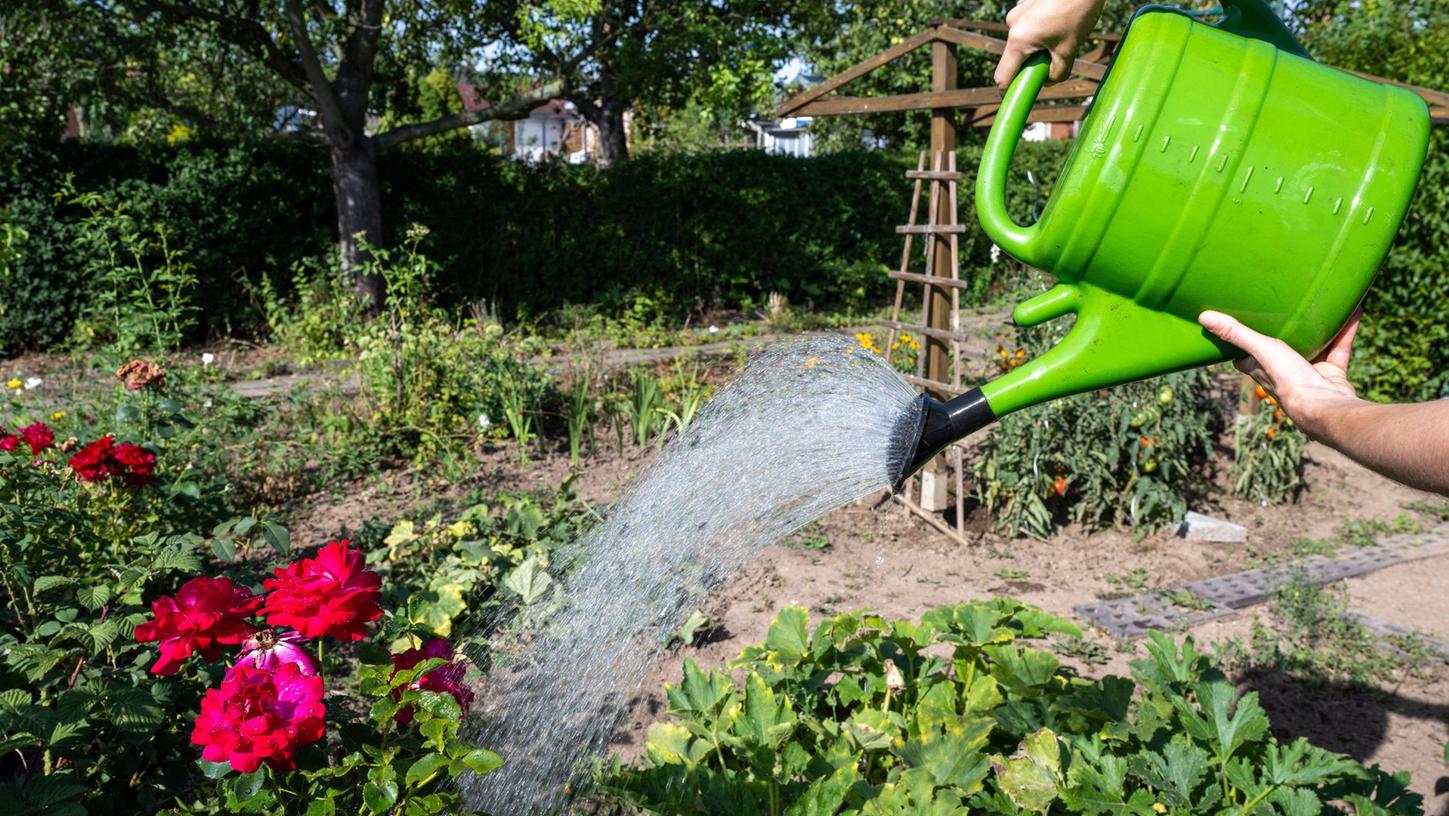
[890,388,996,490]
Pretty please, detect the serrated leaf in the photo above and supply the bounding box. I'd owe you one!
[1127,738,1208,807]
[644,722,710,767]
[991,728,1061,813]
[894,716,993,790]
[842,708,897,752]
[764,605,810,664]
[1171,681,1268,764]
[501,558,552,605]
[106,687,164,734]
[735,672,795,749]
[198,758,232,779]
[783,764,860,816]
[32,576,69,595]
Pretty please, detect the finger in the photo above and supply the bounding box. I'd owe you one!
[1048,47,1073,83]
[995,45,1030,89]
[1233,357,1270,389]
[1006,2,1024,25]
[1201,309,1313,393]
[1319,306,1362,371]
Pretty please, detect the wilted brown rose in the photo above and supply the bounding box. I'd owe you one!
[116,359,166,390]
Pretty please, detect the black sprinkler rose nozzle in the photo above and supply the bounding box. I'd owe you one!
[890,387,997,491]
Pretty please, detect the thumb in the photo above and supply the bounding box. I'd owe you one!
[995,45,1030,89]
[1198,310,1275,361]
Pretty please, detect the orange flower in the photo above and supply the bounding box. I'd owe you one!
[1053,475,1067,496]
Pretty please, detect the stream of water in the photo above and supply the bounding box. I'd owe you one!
[461,334,921,813]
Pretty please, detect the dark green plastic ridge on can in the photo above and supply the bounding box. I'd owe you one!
[894,0,1430,487]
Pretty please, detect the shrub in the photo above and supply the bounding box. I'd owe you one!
[972,309,1221,538]
[600,603,1419,815]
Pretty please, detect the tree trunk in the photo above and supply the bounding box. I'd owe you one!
[329,140,384,306]
[574,95,630,164]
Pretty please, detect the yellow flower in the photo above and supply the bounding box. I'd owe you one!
[6,377,20,389]
[166,122,192,146]
[1152,804,1167,814]
[50,411,65,422]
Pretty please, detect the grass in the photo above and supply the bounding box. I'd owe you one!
[784,522,830,552]
[1216,573,1442,688]
[993,568,1030,581]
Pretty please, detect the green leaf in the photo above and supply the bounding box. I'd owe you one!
[842,708,897,752]
[644,722,710,767]
[404,754,450,787]
[363,780,399,814]
[32,576,69,596]
[1170,681,1269,764]
[735,672,795,749]
[106,687,164,734]
[455,748,503,776]
[356,641,392,665]
[675,609,709,645]
[984,644,1061,692]
[501,557,552,605]
[261,521,291,555]
[210,535,237,562]
[783,764,860,816]
[893,716,994,791]
[1062,754,1157,816]
[1270,786,1321,816]
[990,728,1062,813]
[1127,738,1208,807]
[197,759,233,779]
[665,659,734,722]
[232,767,266,802]
[763,605,810,664]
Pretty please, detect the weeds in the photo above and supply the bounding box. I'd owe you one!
[627,367,663,447]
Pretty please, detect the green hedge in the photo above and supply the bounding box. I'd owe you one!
[0,139,1069,352]
[1,135,1442,401]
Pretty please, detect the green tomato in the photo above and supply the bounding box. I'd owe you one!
[1157,386,1174,406]
[1142,457,1159,473]
[1129,411,1148,429]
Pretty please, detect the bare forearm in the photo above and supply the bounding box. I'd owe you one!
[1308,398,1449,494]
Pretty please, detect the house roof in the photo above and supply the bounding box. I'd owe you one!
[456,83,578,118]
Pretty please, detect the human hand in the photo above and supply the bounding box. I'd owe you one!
[995,0,1105,89]
[1198,309,1363,438]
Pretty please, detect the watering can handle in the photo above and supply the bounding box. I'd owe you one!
[975,53,1050,268]
[1215,0,1310,58]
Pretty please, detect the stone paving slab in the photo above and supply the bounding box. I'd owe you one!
[1075,526,1449,639]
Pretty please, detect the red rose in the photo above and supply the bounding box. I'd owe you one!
[19,422,54,457]
[134,576,262,675]
[192,662,325,773]
[262,540,382,641]
[66,436,157,486]
[68,436,116,482]
[389,638,474,724]
[0,434,18,453]
[111,442,156,486]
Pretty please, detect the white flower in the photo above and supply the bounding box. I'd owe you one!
[708,325,720,334]
[23,376,42,390]
[989,243,1002,264]
[201,352,215,366]
[477,413,491,430]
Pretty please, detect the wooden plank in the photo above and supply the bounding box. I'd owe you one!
[776,28,939,116]
[885,152,928,363]
[933,18,1122,42]
[896,224,967,234]
[889,269,974,289]
[931,26,1109,80]
[794,79,1099,116]
[971,104,1089,127]
[902,375,966,396]
[906,170,963,180]
[878,319,972,343]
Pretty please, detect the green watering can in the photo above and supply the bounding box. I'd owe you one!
[893,0,1430,486]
